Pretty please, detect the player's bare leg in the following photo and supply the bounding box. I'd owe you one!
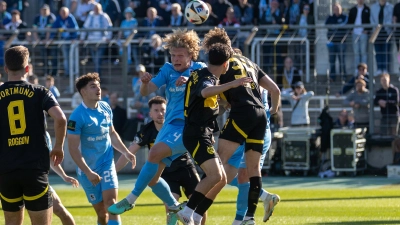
[92,201,108,225]
[27,208,53,225]
[52,191,76,225]
[102,189,120,224]
[217,139,241,172]
[148,142,173,164]
[4,208,24,225]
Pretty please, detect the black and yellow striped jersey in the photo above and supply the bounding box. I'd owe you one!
[0,81,59,174]
[184,68,219,130]
[219,54,265,110]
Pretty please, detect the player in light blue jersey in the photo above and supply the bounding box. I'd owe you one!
[108,29,206,216]
[67,73,136,225]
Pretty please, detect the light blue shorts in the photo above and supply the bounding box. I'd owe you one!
[228,129,272,169]
[155,120,187,167]
[77,163,118,205]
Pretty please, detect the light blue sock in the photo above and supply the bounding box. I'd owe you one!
[229,176,239,187]
[132,162,158,196]
[235,182,250,221]
[150,177,177,206]
[107,220,121,225]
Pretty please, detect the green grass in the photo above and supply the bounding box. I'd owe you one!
[1,187,400,224]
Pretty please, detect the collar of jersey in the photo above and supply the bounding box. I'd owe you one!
[81,101,98,110]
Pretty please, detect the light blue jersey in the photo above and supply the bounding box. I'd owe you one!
[67,101,118,204]
[152,62,207,124]
[151,62,206,166]
[67,101,114,172]
[120,19,138,38]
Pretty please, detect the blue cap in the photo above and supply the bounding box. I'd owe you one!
[124,7,135,17]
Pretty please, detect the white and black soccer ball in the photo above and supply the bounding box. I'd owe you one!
[185,0,210,25]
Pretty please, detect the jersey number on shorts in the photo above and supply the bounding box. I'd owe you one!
[7,100,27,135]
[104,171,111,183]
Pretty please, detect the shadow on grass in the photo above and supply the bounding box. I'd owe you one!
[4,195,397,210]
[312,221,400,225]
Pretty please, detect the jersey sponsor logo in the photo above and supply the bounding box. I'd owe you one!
[87,133,108,142]
[168,86,186,92]
[207,146,215,155]
[8,136,30,147]
[87,122,94,127]
[67,120,76,131]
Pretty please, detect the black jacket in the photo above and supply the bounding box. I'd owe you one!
[347,4,371,33]
[374,85,400,116]
[325,14,348,43]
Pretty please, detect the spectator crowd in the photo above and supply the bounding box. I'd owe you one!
[0,0,398,138]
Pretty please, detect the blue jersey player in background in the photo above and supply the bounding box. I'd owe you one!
[67,73,136,225]
[108,29,207,216]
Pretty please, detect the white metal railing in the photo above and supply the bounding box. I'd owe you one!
[57,95,380,116]
[251,37,310,82]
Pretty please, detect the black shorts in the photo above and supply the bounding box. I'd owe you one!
[0,169,52,212]
[183,125,219,166]
[219,106,267,153]
[161,165,200,198]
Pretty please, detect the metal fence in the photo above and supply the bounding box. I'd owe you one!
[1,24,399,136]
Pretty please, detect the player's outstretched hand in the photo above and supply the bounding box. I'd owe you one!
[175,76,188,86]
[87,171,102,186]
[140,72,152,84]
[64,176,80,188]
[230,77,252,88]
[50,147,64,166]
[125,152,136,169]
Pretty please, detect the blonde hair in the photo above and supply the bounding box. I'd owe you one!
[202,27,231,53]
[163,28,201,60]
[171,3,181,12]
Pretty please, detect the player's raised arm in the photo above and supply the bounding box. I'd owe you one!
[109,125,136,168]
[201,77,252,98]
[47,105,67,166]
[139,72,158,96]
[259,70,281,115]
[115,142,141,172]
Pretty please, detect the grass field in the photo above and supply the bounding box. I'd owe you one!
[1,184,400,225]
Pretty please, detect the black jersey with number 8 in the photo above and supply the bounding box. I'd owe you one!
[0,81,59,174]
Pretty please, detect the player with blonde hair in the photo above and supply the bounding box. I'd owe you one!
[108,29,207,218]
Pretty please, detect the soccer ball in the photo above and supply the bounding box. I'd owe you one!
[185,0,209,25]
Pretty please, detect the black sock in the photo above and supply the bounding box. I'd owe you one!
[187,191,205,210]
[246,176,262,217]
[194,197,213,216]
